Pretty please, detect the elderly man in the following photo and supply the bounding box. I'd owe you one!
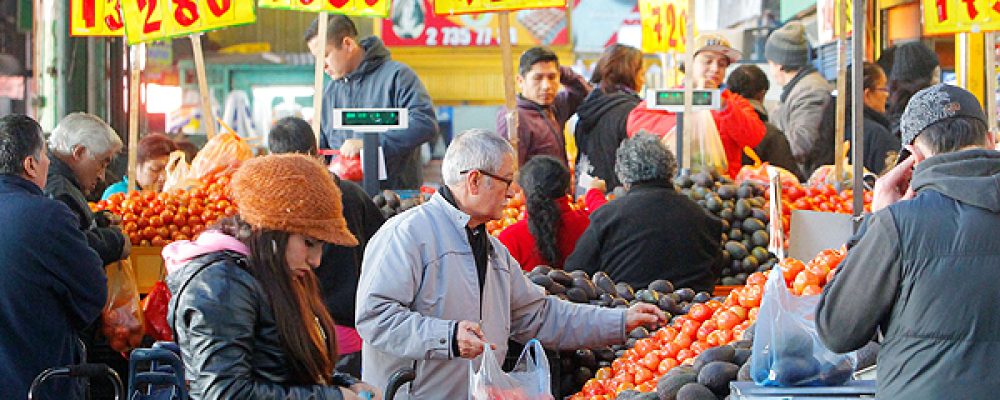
[566,133,723,292]
[0,115,106,400]
[356,129,666,399]
[46,112,128,265]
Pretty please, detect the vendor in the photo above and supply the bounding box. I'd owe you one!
[101,133,178,199]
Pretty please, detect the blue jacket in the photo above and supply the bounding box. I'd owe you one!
[0,175,106,400]
[319,37,438,190]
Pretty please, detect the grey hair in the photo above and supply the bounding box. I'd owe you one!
[49,113,123,158]
[442,129,515,186]
[615,131,677,184]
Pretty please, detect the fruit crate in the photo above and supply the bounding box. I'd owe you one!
[129,246,166,295]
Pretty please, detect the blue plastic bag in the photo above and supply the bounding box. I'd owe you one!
[750,267,856,387]
[470,339,553,400]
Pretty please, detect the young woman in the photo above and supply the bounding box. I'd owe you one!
[164,154,381,400]
[499,156,591,271]
[102,133,177,199]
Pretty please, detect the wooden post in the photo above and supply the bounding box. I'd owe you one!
[190,34,217,139]
[832,0,847,189]
[851,0,865,225]
[681,0,695,170]
[126,44,142,193]
[312,13,329,146]
[498,11,519,165]
[988,32,998,135]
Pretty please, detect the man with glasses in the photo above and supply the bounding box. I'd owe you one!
[356,129,667,399]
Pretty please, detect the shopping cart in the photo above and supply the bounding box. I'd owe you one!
[27,363,123,400]
[127,342,187,400]
[362,367,414,400]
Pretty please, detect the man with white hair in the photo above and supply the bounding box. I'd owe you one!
[355,129,667,399]
[45,112,128,264]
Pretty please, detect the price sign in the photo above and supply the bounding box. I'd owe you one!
[120,0,256,44]
[638,0,688,53]
[71,0,125,36]
[257,0,389,17]
[433,0,566,16]
[924,0,1000,35]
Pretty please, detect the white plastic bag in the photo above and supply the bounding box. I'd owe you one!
[470,339,553,400]
[662,110,728,175]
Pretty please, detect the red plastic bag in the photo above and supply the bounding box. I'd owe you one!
[102,260,144,352]
[142,281,173,342]
[330,155,363,182]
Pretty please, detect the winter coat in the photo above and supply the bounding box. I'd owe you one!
[626,90,766,178]
[497,197,591,271]
[805,105,900,176]
[574,86,642,189]
[319,36,438,190]
[772,69,833,164]
[355,192,627,399]
[565,181,723,292]
[497,66,591,167]
[742,99,805,181]
[44,152,127,264]
[0,175,106,400]
[817,149,1000,399]
[166,243,358,400]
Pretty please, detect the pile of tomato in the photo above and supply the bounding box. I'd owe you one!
[93,166,238,247]
[570,247,847,399]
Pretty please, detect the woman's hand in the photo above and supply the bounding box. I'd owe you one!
[349,381,383,400]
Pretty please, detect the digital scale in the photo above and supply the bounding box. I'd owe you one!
[645,88,722,112]
[331,108,408,195]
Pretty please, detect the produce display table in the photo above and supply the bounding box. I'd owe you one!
[129,246,165,295]
[729,380,876,400]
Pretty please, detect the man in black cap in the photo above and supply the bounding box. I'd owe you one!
[816,84,1000,399]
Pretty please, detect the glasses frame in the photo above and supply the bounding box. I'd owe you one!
[460,169,514,189]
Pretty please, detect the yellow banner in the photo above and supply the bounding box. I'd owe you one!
[71,0,125,36]
[121,0,257,44]
[257,0,389,17]
[923,0,1000,35]
[432,0,566,16]
[639,0,689,54]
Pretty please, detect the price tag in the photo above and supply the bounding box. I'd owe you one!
[71,0,126,36]
[923,0,1000,35]
[256,0,389,17]
[432,0,565,16]
[639,0,689,53]
[120,0,256,44]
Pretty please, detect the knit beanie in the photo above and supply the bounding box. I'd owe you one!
[764,21,810,67]
[890,41,939,81]
[230,154,358,247]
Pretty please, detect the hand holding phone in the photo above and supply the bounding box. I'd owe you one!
[872,156,917,212]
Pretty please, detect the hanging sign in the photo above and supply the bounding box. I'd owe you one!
[433,0,566,16]
[120,0,257,44]
[71,0,125,36]
[638,0,689,53]
[258,0,389,17]
[923,0,1000,35]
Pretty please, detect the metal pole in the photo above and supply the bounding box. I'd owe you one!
[682,0,695,170]
[312,13,329,146]
[832,0,848,189]
[851,0,866,226]
[987,32,998,135]
[499,11,519,166]
[126,45,142,194]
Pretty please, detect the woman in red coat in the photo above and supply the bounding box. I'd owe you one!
[499,156,591,271]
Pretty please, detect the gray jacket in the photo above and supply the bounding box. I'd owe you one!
[817,149,1000,399]
[356,192,627,399]
[319,37,438,190]
[772,70,832,164]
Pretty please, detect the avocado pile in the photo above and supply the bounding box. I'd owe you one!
[526,266,721,397]
[649,340,754,400]
[673,170,779,286]
[372,189,425,219]
[749,330,852,387]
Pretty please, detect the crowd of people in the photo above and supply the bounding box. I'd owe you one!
[1,12,995,400]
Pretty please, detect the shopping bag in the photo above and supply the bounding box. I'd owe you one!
[142,281,173,342]
[188,131,253,181]
[661,110,727,176]
[470,339,553,400]
[162,150,196,192]
[750,267,855,387]
[329,155,363,182]
[102,260,145,353]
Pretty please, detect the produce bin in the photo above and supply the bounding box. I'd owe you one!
[129,246,165,295]
[714,285,739,297]
[730,380,876,399]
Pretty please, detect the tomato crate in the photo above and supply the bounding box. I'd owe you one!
[129,246,165,295]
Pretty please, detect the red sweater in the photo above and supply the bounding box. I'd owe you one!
[626,89,765,178]
[498,198,591,271]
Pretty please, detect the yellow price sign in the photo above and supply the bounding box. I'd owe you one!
[257,0,389,17]
[432,0,565,16]
[923,0,1000,35]
[639,0,689,53]
[120,0,256,44]
[71,0,126,36]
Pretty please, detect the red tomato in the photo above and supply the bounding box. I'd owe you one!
[715,310,742,330]
[656,358,679,375]
[696,319,718,341]
[688,303,712,322]
[639,352,660,371]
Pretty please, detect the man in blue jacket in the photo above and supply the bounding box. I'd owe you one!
[306,15,438,190]
[0,114,107,400]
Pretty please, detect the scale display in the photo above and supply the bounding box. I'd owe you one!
[645,89,721,112]
[332,108,408,131]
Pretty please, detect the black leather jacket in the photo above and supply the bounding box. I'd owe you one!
[167,251,357,399]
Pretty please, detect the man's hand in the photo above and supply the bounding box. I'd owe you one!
[626,303,668,332]
[589,178,607,194]
[120,237,132,260]
[456,320,495,359]
[695,77,720,89]
[872,156,917,212]
[340,139,364,157]
[350,381,383,400]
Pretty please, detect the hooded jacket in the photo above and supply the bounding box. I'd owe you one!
[496,66,591,167]
[319,37,438,190]
[165,234,357,399]
[575,86,642,189]
[742,99,805,181]
[817,149,1000,399]
[772,68,833,164]
[355,192,627,399]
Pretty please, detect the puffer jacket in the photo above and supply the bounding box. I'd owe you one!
[167,249,357,399]
[355,192,628,399]
[817,149,1000,399]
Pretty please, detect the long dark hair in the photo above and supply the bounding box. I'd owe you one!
[519,156,571,267]
[887,76,933,119]
[215,216,338,385]
[591,44,643,93]
[806,62,883,175]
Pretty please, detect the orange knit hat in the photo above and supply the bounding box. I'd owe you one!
[230,154,358,247]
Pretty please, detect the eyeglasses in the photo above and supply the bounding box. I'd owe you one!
[460,169,514,189]
[875,87,889,93]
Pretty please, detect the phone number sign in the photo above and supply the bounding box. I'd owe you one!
[924,0,1000,35]
[119,0,256,44]
[257,0,389,17]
